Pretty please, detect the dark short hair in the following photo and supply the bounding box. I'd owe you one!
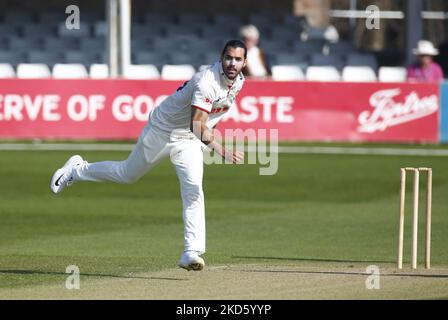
[221,40,247,59]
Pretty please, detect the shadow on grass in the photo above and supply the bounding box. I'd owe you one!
[233,255,394,264]
[232,268,448,279]
[0,269,187,281]
[232,256,448,279]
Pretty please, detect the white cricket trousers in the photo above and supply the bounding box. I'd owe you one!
[72,123,206,254]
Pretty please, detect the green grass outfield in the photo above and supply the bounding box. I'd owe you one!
[0,144,447,299]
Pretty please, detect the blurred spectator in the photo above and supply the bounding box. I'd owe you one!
[407,40,444,82]
[323,25,339,43]
[239,25,270,78]
[300,23,339,43]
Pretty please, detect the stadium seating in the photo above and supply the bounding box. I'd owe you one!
[178,13,211,27]
[0,50,24,66]
[44,37,79,50]
[249,13,277,27]
[346,53,378,71]
[78,11,104,23]
[378,67,407,82]
[21,24,56,37]
[203,53,220,66]
[324,41,355,55]
[80,37,105,51]
[57,22,91,38]
[3,11,34,25]
[16,63,52,78]
[161,64,196,80]
[28,51,64,66]
[294,40,325,55]
[89,64,109,78]
[200,26,236,42]
[301,26,327,42]
[282,14,307,30]
[52,63,89,78]
[170,52,202,68]
[271,65,305,81]
[0,25,20,37]
[143,12,176,25]
[64,51,101,65]
[261,39,292,54]
[93,21,108,37]
[0,6,391,81]
[0,63,15,78]
[132,24,165,39]
[306,66,341,82]
[9,37,43,51]
[275,53,308,68]
[38,12,64,24]
[124,64,160,79]
[342,66,377,82]
[213,14,243,26]
[134,52,171,70]
[269,26,298,42]
[310,54,344,71]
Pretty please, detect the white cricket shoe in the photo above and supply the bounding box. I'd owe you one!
[178,251,205,271]
[50,155,84,194]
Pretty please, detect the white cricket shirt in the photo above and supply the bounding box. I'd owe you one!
[149,62,244,136]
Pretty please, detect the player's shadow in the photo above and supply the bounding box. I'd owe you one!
[233,255,394,264]
[0,269,187,281]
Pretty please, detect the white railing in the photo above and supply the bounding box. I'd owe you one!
[329,10,448,20]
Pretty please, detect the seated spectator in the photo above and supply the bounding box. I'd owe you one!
[300,21,339,43]
[324,24,339,43]
[239,25,270,78]
[407,40,444,82]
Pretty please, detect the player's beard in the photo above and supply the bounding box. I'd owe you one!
[223,65,239,80]
[226,71,238,80]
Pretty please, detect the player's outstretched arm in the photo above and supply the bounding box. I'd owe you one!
[190,107,244,164]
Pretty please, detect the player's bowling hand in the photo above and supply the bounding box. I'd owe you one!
[222,148,244,164]
[232,150,244,164]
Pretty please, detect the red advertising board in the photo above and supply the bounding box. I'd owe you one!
[0,79,440,142]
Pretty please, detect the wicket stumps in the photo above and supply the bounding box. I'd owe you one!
[397,167,432,270]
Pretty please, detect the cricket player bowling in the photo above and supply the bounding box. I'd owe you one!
[50,40,247,271]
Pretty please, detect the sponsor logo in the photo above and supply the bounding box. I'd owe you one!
[357,88,438,133]
[54,174,64,187]
[211,106,229,114]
